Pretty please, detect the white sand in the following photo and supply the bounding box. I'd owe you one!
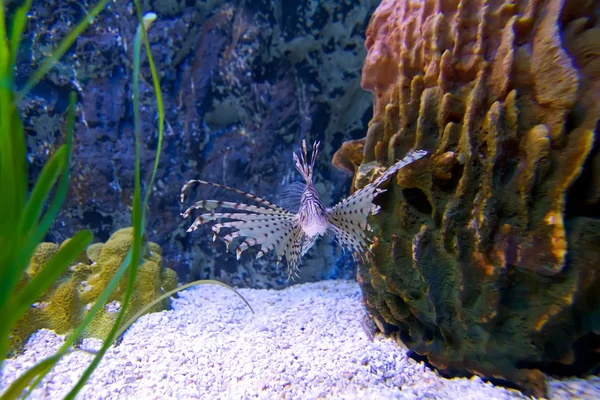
[1,280,597,399]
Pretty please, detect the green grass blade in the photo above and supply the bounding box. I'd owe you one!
[0,18,27,281]
[115,279,254,341]
[2,0,33,233]
[137,13,164,210]
[16,0,111,101]
[63,9,155,397]
[25,248,135,394]
[0,91,77,315]
[8,229,92,327]
[0,354,61,400]
[0,108,29,299]
[17,145,66,236]
[20,90,77,237]
[0,109,26,277]
[9,0,33,69]
[0,1,8,75]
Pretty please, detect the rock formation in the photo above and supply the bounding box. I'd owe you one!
[334,0,600,396]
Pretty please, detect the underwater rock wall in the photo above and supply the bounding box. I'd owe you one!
[335,0,600,396]
[17,0,380,288]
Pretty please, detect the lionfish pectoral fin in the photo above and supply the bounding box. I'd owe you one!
[271,225,304,281]
[181,178,291,212]
[180,179,199,205]
[300,235,318,258]
[181,179,298,261]
[255,244,271,260]
[276,181,306,213]
[327,149,427,255]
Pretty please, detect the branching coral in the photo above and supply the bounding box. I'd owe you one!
[336,0,600,396]
[9,228,178,355]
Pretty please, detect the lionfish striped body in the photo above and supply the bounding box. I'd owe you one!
[181,141,427,279]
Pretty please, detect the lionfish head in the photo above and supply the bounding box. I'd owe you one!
[293,140,329,238]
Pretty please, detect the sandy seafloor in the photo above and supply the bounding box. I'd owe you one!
[1,280,598,399]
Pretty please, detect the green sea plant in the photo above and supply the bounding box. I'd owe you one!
[0,0,111,384]
[1,1,253,399]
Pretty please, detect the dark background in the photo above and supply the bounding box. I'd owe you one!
[16,0,381,288]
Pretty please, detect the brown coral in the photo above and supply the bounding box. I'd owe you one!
[331,138,366,191]
[337,0,600,396]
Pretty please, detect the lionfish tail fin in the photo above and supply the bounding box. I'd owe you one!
[293,140,320,184]
[327,149,427,255]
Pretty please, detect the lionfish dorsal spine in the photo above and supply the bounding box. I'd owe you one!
[293,139,320,184]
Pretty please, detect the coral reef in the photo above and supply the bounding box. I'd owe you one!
[335,0,600,396]
[17,0,379,288]
[9,228,178,355]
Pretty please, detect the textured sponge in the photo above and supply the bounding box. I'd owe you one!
[335,0,600,396]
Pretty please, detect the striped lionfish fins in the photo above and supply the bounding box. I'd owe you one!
[180,179,299,264]
[326,149,428,257]
[181,144,427,280]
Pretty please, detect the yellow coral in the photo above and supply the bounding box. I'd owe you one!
[60,238,90,264]
[26,242,58,277]
[161,267,178,293]
[9,228,178,354]
[86,242,103,263]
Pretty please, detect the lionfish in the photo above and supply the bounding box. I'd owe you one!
[180,141,427,279]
